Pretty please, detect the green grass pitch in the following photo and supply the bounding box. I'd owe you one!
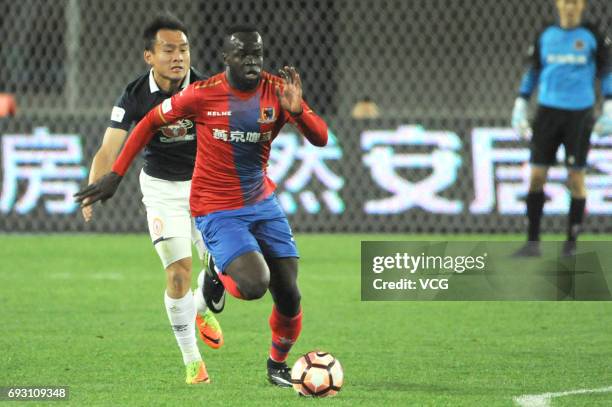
[1,234,611,406]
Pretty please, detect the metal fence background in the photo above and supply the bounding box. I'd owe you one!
[1,0,610,233]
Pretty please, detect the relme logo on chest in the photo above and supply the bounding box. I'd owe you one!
[207,111,232,116]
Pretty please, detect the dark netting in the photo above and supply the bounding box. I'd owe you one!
[1,0,610,233]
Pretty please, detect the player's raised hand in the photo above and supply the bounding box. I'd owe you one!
[511,97,532,139]
[276,66,303,115]
[74,171,123,207]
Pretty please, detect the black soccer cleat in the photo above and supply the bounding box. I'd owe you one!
[511,242,541,258]
[203,252,226,314]
[561,240,577,257]
[267,358,292,388]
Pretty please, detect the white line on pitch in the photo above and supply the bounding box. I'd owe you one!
[514,385,612,407]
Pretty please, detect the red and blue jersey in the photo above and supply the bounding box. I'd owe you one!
[113,71,328,216]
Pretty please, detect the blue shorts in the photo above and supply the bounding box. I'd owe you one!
[194,194,299,272]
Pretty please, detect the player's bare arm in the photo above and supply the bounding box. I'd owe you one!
[81,127,128,221]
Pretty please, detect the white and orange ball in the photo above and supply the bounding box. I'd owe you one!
[291,351,343,397]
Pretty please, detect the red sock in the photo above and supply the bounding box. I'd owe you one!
[218,273,244,299]
[269,306,302,363]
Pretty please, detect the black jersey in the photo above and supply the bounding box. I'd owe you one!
[109,67,206,181]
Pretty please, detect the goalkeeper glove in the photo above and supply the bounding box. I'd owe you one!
[511,97,531,139]
[594,100,612,137]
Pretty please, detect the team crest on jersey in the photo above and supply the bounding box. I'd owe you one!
[151,217,164,236]
[159,119,195,143]
[257,107,276,124]
[574,39,585,51]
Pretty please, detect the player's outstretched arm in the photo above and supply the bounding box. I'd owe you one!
[81,127,128,221]
[277,66,328,147]
[75,84,200,207]
[74,104,166,207]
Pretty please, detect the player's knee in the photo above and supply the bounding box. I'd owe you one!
[165,258,192,296]
[529,172,547,191]
[225,251,270,299]
[282,289,301,315]
[568,181,586,197]
[239,274,270,300]
[276,297,301,318]
[567,171,586,197]
[231,265,270,300]
[169,270,188,289]
[282,284,301,305]
[291,287,302,306]
[529,166,548,192]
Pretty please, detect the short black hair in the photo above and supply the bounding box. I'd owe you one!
[225,24,259,38]
[223,24,260,52]
[143,13,188,51]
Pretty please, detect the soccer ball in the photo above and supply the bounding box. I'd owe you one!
[291,351,343,397]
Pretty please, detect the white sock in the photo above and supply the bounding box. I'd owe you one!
[164,290,201,365]
[194,269,208,314]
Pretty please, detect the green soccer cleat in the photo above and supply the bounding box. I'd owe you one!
[196,309,224,349]
[185,360,210,384]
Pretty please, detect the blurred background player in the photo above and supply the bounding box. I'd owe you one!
[511,0,611,257]
[75,24,329,388]
[81,14,223,384]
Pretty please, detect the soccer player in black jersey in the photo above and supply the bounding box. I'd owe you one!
[82,14,222,384]
[511,0,612,257]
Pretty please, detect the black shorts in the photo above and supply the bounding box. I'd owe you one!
[530,105,594,168]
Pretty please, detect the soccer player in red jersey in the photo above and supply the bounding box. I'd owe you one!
[75,24,329,387]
